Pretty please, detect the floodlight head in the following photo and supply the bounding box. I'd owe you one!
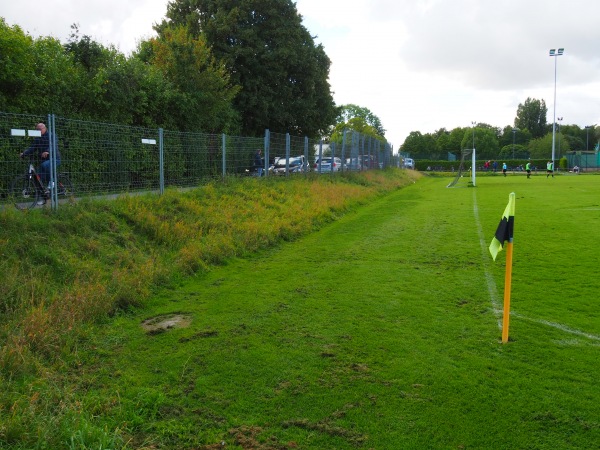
[549,49,555,56]
[558,48,564,55]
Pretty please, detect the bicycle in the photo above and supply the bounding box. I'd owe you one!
[9,158,74,210]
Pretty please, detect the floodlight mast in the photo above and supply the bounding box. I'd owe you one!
[549,47,564,168]
[557,117,563,160]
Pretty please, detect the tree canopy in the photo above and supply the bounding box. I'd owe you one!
[336,104,385,137]
[138,25,240,132]
[158,0,338,138]
[398,97,593,162]
[515,97,548,139]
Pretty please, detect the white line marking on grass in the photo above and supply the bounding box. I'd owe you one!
[511,312,600,342]
[472,193,600,342]
[472,190,502,329]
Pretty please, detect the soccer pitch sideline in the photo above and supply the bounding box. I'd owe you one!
[6,172,598,449]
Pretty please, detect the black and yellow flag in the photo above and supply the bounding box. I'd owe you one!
[489,192,515,261]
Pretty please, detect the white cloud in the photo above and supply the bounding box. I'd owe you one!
[3,0,600,148]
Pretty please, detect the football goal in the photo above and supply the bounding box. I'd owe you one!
[447,149,476,188]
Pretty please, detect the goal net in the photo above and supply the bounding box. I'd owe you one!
[447,149,474,188]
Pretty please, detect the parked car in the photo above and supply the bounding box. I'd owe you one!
[314,157,342,173]
[271,155,309,175]
[402,157,414,169]
[361,154,377,169]
[345,158,362,171]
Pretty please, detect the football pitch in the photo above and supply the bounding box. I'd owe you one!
[96,172,600,448]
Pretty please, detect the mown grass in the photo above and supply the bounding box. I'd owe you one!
[0,169,419,447]
[2,170,600,449]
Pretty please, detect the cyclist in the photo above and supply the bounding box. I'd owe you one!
[20,122,61,198]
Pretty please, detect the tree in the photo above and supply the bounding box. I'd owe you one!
[527,133,556,159]
[515,98,547,139]
[401,131,437,159]
[0,19,35,111]
[460,126,499,160]
[498,144,528,159]
[329,117,381,144]
[139,25,240,133]
[0,19,76,115]
[499,125,532,150]
[158,0,337,138]
[336,104,385,137]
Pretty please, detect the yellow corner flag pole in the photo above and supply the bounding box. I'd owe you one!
[501,240,514,343]
[488,192,515,343]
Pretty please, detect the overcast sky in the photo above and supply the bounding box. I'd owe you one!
[3,0,600,149]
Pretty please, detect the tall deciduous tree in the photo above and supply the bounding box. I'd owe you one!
[401,131,437,159]
[0,18,76,115]
[460,126,500,160]
[515,98,547,139]
[139,25,240,133]
[527,133,554,158]
[158,0,337,138]
[336,104,386,137]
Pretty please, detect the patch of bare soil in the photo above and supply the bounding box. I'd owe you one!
[141,313,192,335]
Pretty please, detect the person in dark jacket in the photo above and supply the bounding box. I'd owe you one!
[20,122,61,188]
[254,148,263,177]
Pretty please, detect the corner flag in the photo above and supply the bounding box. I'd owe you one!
[489,193,515,261]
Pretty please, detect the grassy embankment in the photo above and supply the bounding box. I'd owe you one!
[0,169,420,447]
[2,171,600,449]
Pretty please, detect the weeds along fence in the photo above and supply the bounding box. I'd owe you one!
[0,112,395,210]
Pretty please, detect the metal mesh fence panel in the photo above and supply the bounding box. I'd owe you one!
[163,130,222,186]
[225,135,264,177]
[568,152,600,172]
[2,111,396,211]
[56,117,160,195]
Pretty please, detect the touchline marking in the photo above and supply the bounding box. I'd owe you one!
[512,312,600,341]
[472,190,502,329]
[472,191,600,342]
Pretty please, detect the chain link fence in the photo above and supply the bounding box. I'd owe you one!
[1,112,396,210]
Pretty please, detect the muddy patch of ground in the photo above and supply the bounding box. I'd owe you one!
[142,313,192,335]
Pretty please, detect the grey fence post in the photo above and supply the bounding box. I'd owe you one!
[304,136,309,175]
[159,128,164,195]
[359,133,364,170]
[331,142,336,176]
[264,129,270,177]
[222,133,226,180]
[285,133,291,177]
[318,139,323,174]
[48,113,58,210]
[341,130,347,172]
[367,136,371,169]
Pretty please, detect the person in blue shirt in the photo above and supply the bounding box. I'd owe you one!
[20,122,61,190]
[502,162,507,177]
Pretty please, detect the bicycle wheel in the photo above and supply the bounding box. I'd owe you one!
[56,173,74,199]
[9,174,40,210]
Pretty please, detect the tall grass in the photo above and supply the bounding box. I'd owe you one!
[3,171,599,449]
[0,170,418,376]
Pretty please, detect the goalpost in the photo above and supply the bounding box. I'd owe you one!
[447,148,476,188]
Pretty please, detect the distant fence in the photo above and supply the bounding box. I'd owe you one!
[1,112,395,210]
[567,152,600,172]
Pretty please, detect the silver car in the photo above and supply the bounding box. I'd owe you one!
[271,156,309,175]
[314,157,341,173]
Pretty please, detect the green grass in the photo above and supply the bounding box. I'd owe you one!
[2,171,600,448]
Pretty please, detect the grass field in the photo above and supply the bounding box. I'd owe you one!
[2,171,600,449]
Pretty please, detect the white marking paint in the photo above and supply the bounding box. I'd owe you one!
[472,190,502,329]
[472,190,600,342]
